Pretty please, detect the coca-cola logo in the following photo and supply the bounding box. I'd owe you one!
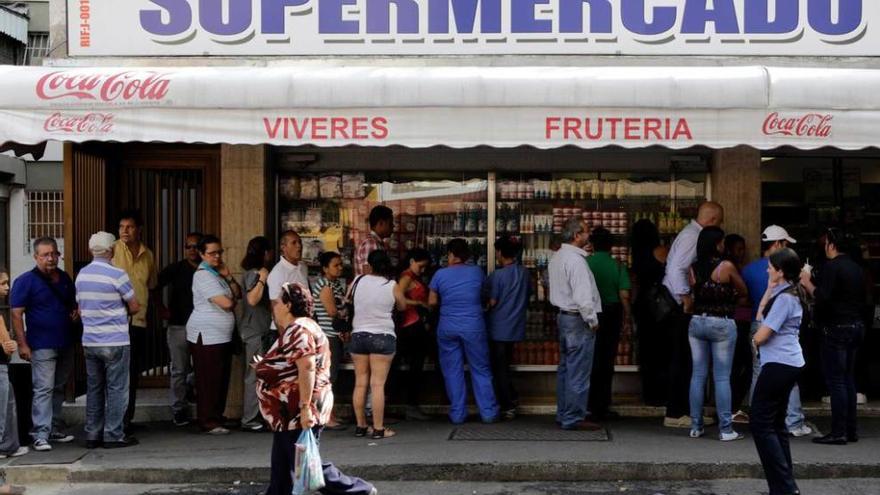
[43,112,115,134]
[762,112,833,138]
[36,71,171,102]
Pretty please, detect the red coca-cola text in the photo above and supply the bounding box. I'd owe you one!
[36,71,170,102]
[762,112,833,138]
[43,112,114,134]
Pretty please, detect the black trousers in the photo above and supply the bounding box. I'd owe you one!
[125,325,147,427]
[394,321,431,406]
[267,427,374,495]
[634,299,667,406]
[664,310,692,418]
[589,304,622,419]
[489,340,518,411]
[821,322,864,438]
[189,337,232,431]
[730,320,753,412]
[750,363,802,495]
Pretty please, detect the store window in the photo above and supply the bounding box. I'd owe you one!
[23,32,50,66]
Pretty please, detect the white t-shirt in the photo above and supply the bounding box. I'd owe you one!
[352,275,397,336]
[267,256,309,329]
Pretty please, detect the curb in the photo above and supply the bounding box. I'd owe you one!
[5,462,880,485]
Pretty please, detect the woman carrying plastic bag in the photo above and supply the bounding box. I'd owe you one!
[255,282,378,495]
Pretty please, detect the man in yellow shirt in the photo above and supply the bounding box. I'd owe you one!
[112,209,157,431]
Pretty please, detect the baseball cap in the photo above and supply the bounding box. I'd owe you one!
[761,225,796,244]
[88,231,117,252]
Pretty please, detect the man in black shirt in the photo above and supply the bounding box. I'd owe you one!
[801,228,865,445]
[154,233,202,427]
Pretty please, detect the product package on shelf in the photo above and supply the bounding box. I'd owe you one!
[319,174,342,199]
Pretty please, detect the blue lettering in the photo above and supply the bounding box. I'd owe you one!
[621,0,676,36]
[808,0,862,35]
[428,0,501,34]
[511,0,552,33]
[320,0,359,33]
[140,0,192,36]
[681,0,739,34]
[262,0,310,34]
[367,0,420,34]
[199,0,251,36]
[559,0,612,34]
[744,0,798,34]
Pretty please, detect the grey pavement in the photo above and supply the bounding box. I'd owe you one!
[2,416,879,486]
[17,479,880,495]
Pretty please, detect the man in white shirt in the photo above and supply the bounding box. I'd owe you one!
[661,201,724,428]
[548,218,602,431]
[267,231,308,330]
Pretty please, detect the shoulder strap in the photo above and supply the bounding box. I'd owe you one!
[31,268,75,311]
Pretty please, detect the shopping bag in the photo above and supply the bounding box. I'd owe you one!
[293,429,326,494]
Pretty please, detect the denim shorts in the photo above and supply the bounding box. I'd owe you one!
[349,332,396,355]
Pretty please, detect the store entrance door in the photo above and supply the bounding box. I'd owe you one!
[118,149,220,387]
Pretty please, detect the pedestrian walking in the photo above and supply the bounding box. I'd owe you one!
[686,226,748,441]
[0,267,28,461]
[586,227,632,421]
[800,228,865,445]
[186,235,241,434]
[548,218,602,431]
[630,219,669,406]
[355,206,394,275]
[396,248,433,421]
[239,236,274,432]
[257,282,378,495]
[10,237,76,451]
[750,248,807,495]
[486,236,529,421]
[740,226,811,436]
[154,232,202,427]
[350,251,407,439]
[661,201,724,428]
[76,232,141,449]
[310,251,347,429]
[429,239,499,425]
[112,209,158,431]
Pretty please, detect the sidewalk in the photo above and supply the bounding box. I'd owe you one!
[2,415,879,486]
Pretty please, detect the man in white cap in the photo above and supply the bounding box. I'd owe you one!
[75,232,140,449]
[739,225,812,437]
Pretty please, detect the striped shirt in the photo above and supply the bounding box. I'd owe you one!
[312,276,345,337]
[75,259,135,347]
[187,268,235,345]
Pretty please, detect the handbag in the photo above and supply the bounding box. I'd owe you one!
[643,282,679,323]
[331,275,363,334]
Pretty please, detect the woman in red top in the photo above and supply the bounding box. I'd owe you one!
[255,283,376,495]
[396,248,432,421]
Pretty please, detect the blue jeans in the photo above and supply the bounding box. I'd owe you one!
[556,313,596,429]
[84,346,131,442]
[748,322,806,431]
[0,366,19,455]
[30,347,74,442]
[437,329,499,423]
[688,315,736,433]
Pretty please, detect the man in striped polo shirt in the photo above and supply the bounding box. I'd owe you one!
[75,232,140,449]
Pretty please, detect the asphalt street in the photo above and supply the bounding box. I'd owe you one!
[17,479,880,495]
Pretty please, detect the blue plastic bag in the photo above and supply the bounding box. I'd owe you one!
[293,428,325,494]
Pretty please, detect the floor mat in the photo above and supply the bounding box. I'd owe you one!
[449,422,609,441]
[9,445,88,465]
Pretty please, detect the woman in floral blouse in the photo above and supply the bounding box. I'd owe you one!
[255,282,377,495]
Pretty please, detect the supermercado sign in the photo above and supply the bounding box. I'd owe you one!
[68,0,877,56]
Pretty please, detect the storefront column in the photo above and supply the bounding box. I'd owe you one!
[711,146,762,260]
[220,144,268,420]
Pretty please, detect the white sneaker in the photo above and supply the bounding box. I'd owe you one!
[33,439,51,451]
[720,431,744,442]
[689,428,705,438]
[857,393,867,405]
[49,432,74,443]
[789,424,813,437]
[206,427,230,435]
[0,446,29,458]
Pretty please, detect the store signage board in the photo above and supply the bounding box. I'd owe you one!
[68,0,879,56]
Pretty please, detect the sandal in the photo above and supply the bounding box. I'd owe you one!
[354,426,370,437]
[371,428,396,439]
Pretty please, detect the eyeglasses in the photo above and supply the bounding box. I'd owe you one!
[205,249,224,257]
[37,252,60,259]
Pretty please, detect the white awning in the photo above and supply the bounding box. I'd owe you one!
[0,65,875,150]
